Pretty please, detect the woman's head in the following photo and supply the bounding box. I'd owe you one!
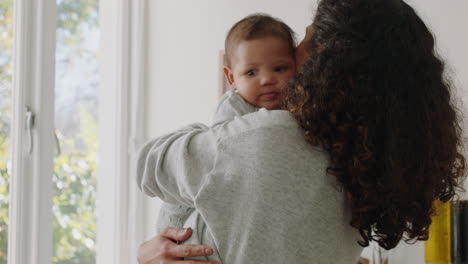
[287,0,466,249]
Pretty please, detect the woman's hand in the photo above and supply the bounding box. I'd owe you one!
[137,227,219,264]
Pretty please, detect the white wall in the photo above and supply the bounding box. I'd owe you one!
[143,0,468,263]
[410,0,468,112]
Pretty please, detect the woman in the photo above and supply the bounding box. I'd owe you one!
[137,0,466,263]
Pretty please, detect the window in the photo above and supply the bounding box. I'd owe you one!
[6,1,148,263]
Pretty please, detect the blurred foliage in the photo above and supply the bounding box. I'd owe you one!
[52,108,97,264]
[0,144,9,264]
[0,1,99,263]
[0,0,13,263]
[56,0,99,65]
[0,0,13,86]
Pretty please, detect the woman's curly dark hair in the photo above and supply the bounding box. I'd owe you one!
[285,0,467,249]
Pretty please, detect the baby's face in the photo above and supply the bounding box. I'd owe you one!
[228,37,296,110]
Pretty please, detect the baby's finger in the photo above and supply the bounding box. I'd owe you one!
[168,244,215,258]
[160,227,193,241]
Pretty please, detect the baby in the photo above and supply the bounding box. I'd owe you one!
[222,13,296,111]
[154,13,296,260]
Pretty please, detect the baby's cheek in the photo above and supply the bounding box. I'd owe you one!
[278,79,291,91]
[239,91,260,106]
[287,70,296,81]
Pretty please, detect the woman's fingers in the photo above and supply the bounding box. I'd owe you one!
[160,227,193,242]
[167,243,215,258]
[137,227,218,264]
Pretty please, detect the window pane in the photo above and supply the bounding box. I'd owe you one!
[0,0,13,263]
[53,1,99,263]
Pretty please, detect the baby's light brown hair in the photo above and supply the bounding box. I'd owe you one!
[224,14,296,67]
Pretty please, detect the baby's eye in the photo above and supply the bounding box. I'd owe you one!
[275,66,288,72]
[246,70,257,76]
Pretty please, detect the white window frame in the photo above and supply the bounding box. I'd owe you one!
[8,0,149,263]
[97,0,150,263]
[8,0,56,264]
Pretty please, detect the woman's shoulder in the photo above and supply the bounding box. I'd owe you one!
[211,108,307,148]
[246,108,297,126]
[228,108,299,130]
[212,108,301,139]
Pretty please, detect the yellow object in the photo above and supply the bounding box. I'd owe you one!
[424,200,451,264]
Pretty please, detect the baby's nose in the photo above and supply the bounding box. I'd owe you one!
[260,72,277,86]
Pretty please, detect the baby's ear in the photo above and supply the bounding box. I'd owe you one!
[223,66,236,90]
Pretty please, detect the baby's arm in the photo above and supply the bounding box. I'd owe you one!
[212,90,258,126]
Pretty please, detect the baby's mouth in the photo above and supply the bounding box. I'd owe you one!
[259,92,280,101]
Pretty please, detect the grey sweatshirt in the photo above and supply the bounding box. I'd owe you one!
[155,91,258,234]
[137,92,364,264]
